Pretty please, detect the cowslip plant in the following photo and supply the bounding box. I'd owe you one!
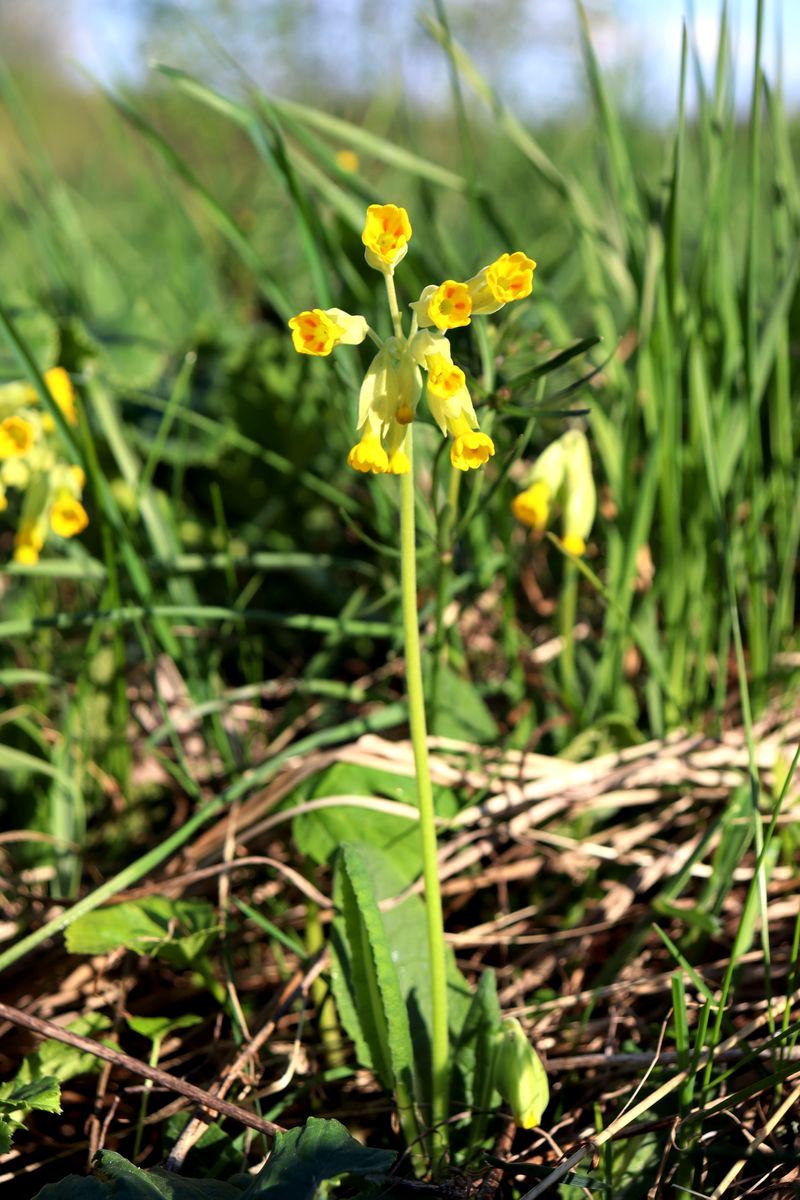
[289,203,546,1171]
[512,427,597,556]
[0,367,89,563]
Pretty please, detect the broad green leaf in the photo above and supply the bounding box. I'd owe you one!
[331,846,418,1139]
[452,967,502,1120]
[32,1178,109,1199]
[292,761,457,889]
[331,844,472,1122]
[242,1117,396,1199]
[96,1150,243,1198]
[0,1120,12,1154]
[431,662,498,743]
[16,1013,112,1085]
[65,896,219,968]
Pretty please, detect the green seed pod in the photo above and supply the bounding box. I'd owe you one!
[493,1018,549,1129]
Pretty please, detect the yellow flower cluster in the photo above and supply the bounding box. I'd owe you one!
[511,429,596,555]
[0,367,89,564]
[288,203,536,475]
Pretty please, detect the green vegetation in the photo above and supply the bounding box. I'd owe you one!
[0,2,798,1197]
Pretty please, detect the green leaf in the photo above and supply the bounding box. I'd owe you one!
[32,1178,109,1199]
[452,968,502,1119]
[16,1013,112,1085]
[429,663,498,743]
[0,1074,61,1115]
[96,1150,244,1198]
[242,1117,395,1200]
[331,846,418,1125]
[292,761,457,890]
[330,844,472,1123]
[0,1119,14,1154]
[65,897,219,968]
[126,1013,202,1041]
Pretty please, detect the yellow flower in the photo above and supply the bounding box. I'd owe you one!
[335,149,360,173]
[288,204,536,476]
[44,367,78,426]
[14,519,45,565]
[425,354,466,400]
[347,430,389,474]
[512,430,595,555]
[0,416,35,458]
[49,493,89,538]
[561,533,585,556]
[362,203,412,270]
[512,480,550,530]
[448,415,495,472]
[387,449,411,475]
[467,251,537,316]
[426,280,472,331]
[289,308,367,356]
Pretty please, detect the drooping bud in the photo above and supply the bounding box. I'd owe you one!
[560,430,596,556]
[492,1017,549,1130]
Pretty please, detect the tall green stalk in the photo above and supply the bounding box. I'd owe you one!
[399,432,450,1161]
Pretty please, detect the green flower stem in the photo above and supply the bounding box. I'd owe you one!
[559,558,579,709]
[429,464,462,733]
[400,431,450,1162]
[383,270,405,341]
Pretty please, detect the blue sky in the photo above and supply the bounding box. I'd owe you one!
[57,0,800,117]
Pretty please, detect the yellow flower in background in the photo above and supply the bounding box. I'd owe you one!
[288,202,536,475]
[288,308,368,356]
[50,492,89,538]
[0,368,89,562]
[361,203,412,270]
[335,149,360,173]
[14,518,45,565]
[0,415,35,458]
[512,430,595,554]
[512,479,550,530]
[44,367,78,426]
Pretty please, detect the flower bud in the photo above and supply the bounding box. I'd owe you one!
[492,1018,549,1129]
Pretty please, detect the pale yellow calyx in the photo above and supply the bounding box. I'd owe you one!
[361,203,412,270]
[45,367,78,426]
[1,456,30,489]
[512,480,550,531]
[289,309,344,356]
[347,430,389,475]
[448,415,495,472]
[68,465,87,491]
[0,416,35,458]
[426,354,466,400]
[395,404,414,425]
[427,280,471,331]
[50,493,89,538]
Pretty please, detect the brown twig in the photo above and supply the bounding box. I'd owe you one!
[0,1000,284,1138]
